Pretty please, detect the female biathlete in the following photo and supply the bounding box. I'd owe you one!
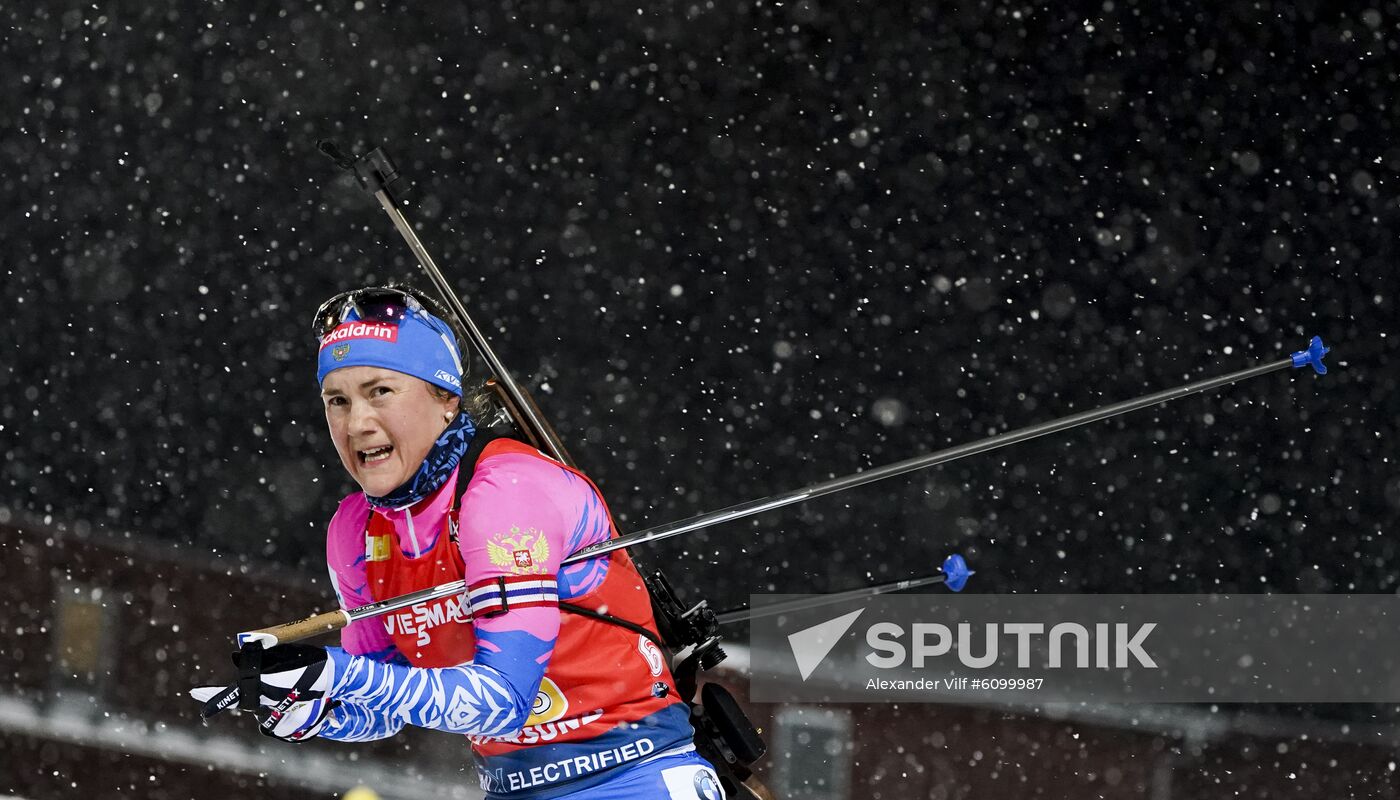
[194,286,724,800]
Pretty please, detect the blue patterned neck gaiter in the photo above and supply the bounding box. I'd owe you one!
[365,411,477,509]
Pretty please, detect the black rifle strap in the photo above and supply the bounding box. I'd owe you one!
[453,424,517,508]
[559,601,666,652]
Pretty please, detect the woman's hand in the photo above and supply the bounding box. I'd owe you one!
[189,644,337,742]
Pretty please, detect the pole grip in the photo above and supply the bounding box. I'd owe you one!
[237,609,351,648]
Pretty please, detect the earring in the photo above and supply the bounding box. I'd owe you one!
[444,412,454,422]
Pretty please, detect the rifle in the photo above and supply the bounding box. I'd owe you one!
[314,141,773,799]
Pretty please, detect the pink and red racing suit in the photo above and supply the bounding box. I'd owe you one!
[323,439,696,799]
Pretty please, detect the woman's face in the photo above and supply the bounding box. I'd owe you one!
[321,366,459,497]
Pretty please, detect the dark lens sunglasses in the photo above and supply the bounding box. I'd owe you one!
[311,287,436,340]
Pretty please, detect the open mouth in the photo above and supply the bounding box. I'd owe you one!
[359,445,393,464]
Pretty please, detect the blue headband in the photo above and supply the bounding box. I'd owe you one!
[315,300,464,395]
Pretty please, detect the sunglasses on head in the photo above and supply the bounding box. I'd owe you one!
[311,286,446,340]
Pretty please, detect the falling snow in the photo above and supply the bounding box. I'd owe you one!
[1,2,1397,798]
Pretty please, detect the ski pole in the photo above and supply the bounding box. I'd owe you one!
[714,554,974,625]
[566,335,1332,562]
[236,554,973,647]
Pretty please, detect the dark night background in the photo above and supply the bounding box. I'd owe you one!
[2,0,1397,719]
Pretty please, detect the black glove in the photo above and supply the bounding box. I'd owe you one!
[189,644,336,742]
